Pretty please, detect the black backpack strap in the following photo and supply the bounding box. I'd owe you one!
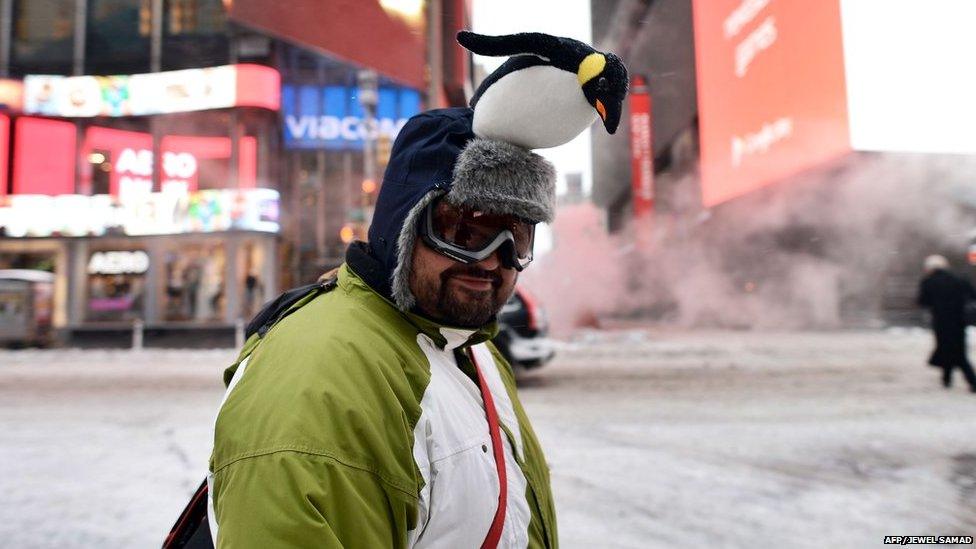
[161,479,211,548]
[245,276,338,339]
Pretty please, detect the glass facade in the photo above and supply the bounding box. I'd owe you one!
[162,242,225,322]
[238,239,267,319]
[167,0,225,34]
[11,0,229,77]
[162,0,229,70]
[11,0,76,76]
[85,0,151,74]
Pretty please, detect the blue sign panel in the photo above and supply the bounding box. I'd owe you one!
[282,84,422,150]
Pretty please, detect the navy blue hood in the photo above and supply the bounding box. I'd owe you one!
[364,107,476,300]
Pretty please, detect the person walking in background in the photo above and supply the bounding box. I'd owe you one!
[917,254,976,391]
[242,273,263,318]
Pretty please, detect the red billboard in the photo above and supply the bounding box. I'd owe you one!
[692,0,851,207]
[13,117,76,196]
[0,115,8,197]
[629,75,654,217]
[83,127,153,196]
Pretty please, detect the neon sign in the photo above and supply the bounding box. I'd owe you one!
[115,148,200,196]
[87,251,150,275]
[80,127,257,195]
[0,188,280,238]
[281,84,421,150]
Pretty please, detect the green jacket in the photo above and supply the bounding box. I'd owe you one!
[208,263,558,548]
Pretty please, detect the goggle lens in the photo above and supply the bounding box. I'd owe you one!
[431,200,535,259]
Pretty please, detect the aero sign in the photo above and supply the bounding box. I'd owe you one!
[87,251,150,275]
[116,148,199,196]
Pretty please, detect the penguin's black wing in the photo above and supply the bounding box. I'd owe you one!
[457,31,565,59]
[469,55,550,108]
[457,31,596,62]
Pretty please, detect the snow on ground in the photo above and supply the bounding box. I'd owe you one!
[2,329,975,548]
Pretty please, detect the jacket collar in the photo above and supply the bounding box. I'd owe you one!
[343,242,498,350]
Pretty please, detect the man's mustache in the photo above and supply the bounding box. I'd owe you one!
[442,265,502,287]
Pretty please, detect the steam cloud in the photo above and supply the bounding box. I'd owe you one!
[522,153,976,336]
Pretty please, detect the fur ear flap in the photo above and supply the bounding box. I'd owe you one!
[456,31,560,59]
[390,189,443,311]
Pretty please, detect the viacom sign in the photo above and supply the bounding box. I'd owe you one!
[282,84,421,151]
[285,116,407,144]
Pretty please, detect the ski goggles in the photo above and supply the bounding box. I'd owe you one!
[419,197,537,271]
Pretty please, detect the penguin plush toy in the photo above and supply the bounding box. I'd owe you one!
[458,30,629,149]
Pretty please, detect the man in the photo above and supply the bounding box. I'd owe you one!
[917,254,976,391]
[207,108,560,547]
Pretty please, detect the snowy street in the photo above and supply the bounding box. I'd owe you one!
[3,329,976,548]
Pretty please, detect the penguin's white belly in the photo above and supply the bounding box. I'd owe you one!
[472,66,599,149]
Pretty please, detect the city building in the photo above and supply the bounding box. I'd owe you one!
[0,0,472,341]
[593,0,976,326]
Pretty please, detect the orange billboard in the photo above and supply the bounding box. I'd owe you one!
[692,0,851,207]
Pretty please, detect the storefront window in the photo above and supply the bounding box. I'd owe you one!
[11,0,76,76]
[0,251,56,272]
[163,244,225,322]
[86,0,151,74]
[85,250,148,322]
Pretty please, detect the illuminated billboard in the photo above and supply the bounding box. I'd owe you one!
[13,117,76,196]
[0,188,280,238]
[629,76,654,217]
[24,64,280,118]
[0,115,8,198]
[281,84,421,150]
[840,0,976,154]
[83,127,153,197]
[692,0,976,207]
[0,79,23,111]
[692,0,851,207]
[82,127,258,197]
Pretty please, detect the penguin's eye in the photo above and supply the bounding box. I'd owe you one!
[597,77,609,92]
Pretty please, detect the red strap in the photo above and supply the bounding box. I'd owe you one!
[469,348,507,549]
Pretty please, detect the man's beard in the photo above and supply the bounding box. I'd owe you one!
[414,264,507,328]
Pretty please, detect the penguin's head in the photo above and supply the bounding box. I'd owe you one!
[577,51,628,134]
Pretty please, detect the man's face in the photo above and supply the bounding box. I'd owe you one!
[409,239,518,328]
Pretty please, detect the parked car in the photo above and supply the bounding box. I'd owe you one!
[0,269,55,348]
[493,286,555,370]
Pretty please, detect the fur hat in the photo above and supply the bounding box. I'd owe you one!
[390,135,555,310]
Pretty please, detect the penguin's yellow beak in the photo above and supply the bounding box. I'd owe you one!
[595,99,607,121]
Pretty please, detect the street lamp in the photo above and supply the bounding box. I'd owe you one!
[357,69,379,228]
